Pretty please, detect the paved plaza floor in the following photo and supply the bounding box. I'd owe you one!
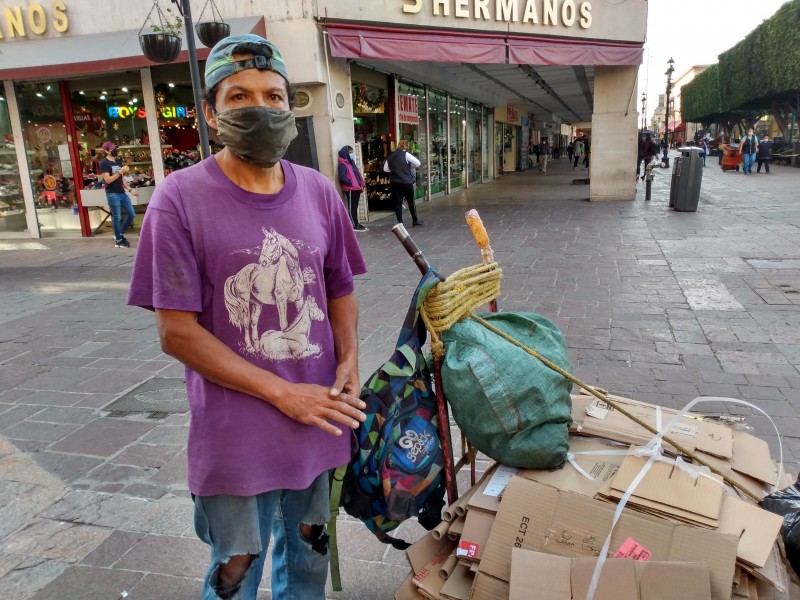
[1,153,799,599]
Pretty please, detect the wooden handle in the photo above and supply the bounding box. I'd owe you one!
[392,223,431,275]
[465,209,493,262]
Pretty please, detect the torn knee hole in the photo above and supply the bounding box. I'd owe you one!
[214,554,254,600]
[300,522,329,555]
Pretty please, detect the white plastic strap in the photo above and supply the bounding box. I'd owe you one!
[583,397,783,600]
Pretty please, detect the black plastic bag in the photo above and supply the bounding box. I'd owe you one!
[760,478,800,578]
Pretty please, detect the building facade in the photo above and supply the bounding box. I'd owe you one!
[0,0,647,239]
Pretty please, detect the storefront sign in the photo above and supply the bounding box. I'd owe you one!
[507,104,518,124]
[0,1,69,39]
[398,93,420,125]
[108,105,195,120]
[36,127,52,144]
[402,0,592,29]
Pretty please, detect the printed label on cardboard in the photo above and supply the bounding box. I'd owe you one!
[457,540,480,558]
[547,524,603,556]
[670,423,698,437]
[586,404,611,419]
[614,537,653,561]
[484,465,520,497]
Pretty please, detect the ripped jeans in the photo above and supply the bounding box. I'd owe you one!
[194,472,330,600]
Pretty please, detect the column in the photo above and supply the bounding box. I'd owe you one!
[589,65,639,202]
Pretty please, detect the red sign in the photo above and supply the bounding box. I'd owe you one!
[398,93,419,125]
[507,104,518,124]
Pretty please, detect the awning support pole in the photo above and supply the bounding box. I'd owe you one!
[174,0,211,158]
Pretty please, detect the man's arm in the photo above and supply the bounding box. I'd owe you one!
[327,292,361,397]
[101,164,129,185]
[155,308,365,436]
[406,152,422,169]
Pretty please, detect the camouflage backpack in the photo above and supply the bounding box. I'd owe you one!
[329,270,446,588]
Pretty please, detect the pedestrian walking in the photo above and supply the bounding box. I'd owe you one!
[698,136,709,166]
[739,128,758,175]
[756,134,773,174]
[566,141,574,163]
[337,145,368,231]
[573,138,584,170]
[128,34,368,600]
[99,140,136,248]
[383,139,423,227]
[539,139,550,173]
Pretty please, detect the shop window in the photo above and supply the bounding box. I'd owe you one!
[352,77,391,211]
[449,97,465,190]
[482,108,492,181]
[467,101,482,185]
[15,82,80,234]
[0,91,27,233]
[151,63,209,174]
[428,89,447,196]
[397,81,426,200]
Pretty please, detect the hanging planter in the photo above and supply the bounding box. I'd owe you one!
[195,0,230,48]
[139,1,184,64]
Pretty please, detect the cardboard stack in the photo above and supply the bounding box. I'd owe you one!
[394,392,799,600]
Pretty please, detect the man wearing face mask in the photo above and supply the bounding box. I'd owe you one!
[99,141,136,248]
[127,35,367,600]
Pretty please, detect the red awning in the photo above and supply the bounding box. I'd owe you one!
[326,24,506,63]
[508,36,643,66]
[326,24,643,66]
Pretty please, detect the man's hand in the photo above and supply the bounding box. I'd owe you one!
[130,189,138,196]
[120,166,130,175]
[274,382,366,437]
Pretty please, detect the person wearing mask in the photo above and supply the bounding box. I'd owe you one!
[756,134,773,174]
[99,141,137,248]
[383,139,423,227]
[128,34,367,600]
[337,145,368,231]
[739,128,759,175]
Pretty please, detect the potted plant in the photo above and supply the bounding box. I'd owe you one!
[195,0,230,48]
[139,6,183,64]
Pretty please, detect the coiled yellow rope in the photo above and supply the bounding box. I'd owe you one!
[420,262,502,360]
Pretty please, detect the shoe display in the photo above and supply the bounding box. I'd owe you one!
[115,238,130,248]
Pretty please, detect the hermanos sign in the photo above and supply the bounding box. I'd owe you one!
[0,1,69,39]
[402,0,593,29]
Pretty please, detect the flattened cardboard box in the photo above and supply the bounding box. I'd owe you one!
[395,572,425,600]
[414,541,457,600]
[509,548,713,600]
[469,572,509,600]
[570,394,734,458]
[479,476,739,600]
[458,509,495,564]
[440,563,474,600]
[518,436,626,498]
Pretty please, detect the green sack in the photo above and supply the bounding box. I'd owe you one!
[440,312,572,469]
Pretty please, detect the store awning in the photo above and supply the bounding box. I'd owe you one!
[326,23,643,66]
[0,16,265,80]
[659,120,685,134]
[508,36,643,66]
[326,24,506,64]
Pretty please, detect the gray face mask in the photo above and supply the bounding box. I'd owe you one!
[215,106,298,168]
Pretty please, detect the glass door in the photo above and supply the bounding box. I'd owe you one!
[467,101,482,185]
[0,92,28,233]
[14,82,79,236]
[448,96,465,190]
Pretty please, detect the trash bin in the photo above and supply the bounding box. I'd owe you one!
[670,147,704,212]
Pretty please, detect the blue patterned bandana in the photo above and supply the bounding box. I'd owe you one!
[204,34,289,90]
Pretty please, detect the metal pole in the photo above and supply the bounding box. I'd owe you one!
[180,0,211,158]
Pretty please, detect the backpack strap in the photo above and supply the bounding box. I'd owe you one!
[328,463,348,592]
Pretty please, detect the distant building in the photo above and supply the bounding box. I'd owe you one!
[672,65,711,141]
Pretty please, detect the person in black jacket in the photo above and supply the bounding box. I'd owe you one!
[383,140,423,227]
[756,135,773,174]
[337,146,368,231]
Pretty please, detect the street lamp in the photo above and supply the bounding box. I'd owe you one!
[663,57,675,166]
[640,93,647,131]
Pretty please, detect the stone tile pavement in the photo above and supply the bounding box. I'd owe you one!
[1,153,799,598]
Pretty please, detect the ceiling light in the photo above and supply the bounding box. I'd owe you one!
[168,83,175,88]
[100,95,106,100]
[46,84,52,91]
[132,97,138,103]
[79,90,85,95]
[102,90,107,94]
[122,87,129,92]
[36,92,44,98]
[128,100,133,105]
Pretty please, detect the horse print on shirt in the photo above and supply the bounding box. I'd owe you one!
[224,227,322,360]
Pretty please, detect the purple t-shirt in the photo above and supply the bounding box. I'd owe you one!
[128,157,367,496]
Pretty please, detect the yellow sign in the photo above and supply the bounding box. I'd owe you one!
[0,1,69,39]
[402,0,593,29]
